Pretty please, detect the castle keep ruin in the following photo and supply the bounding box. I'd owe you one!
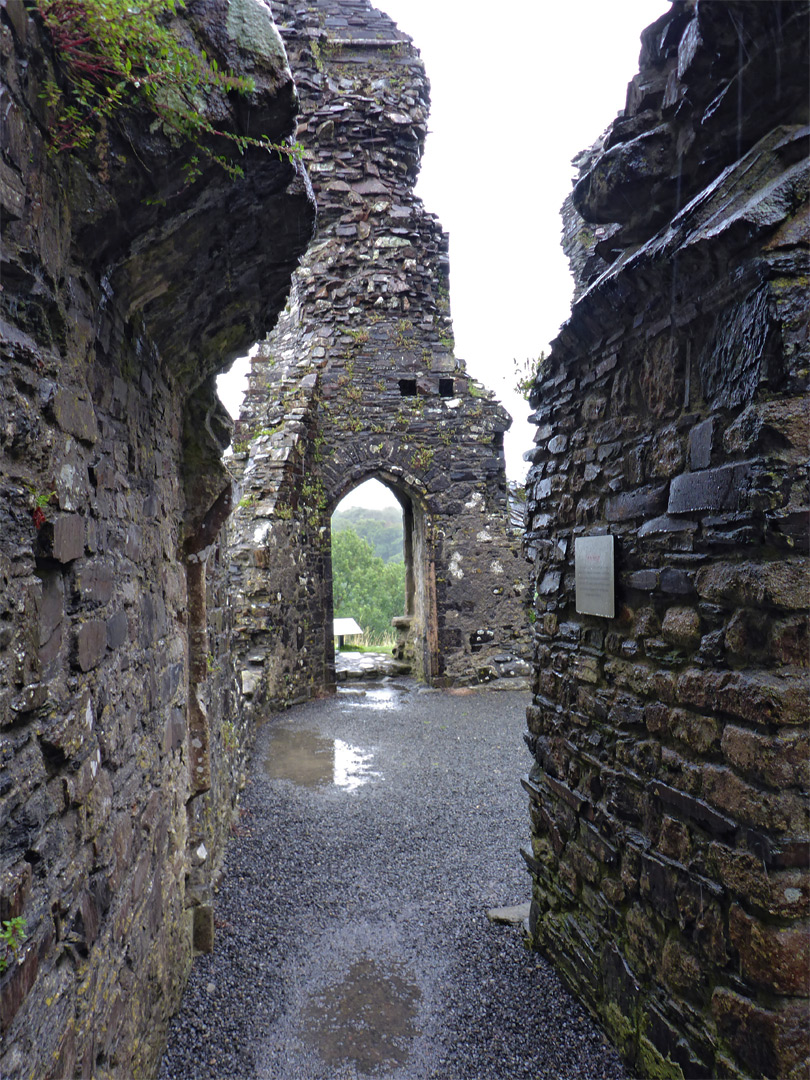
[228,0,530,708]
[0,0,808,1077]
[523,2,809,1076]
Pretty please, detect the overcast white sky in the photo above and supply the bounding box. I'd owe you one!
[220,0,671,510]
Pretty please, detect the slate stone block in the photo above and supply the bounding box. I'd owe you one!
[668,463,750,515]
[648,779,736,836]
[712,988,810,1079]
[79,889,101,949]
[160,663,183,705]
[645,1001,713,1079]
[625,569,659,591]
[73,620,107,672]
[606,484,668,522]
[164,708,186,753]
[538,571,561,596]
[729,905,810,996]
[601,943,640,1019]
[689,418,713,470]
[0,869,31,942]
[640,852,680,920]
[139,595,156,648]
[0,158,26,219]
[54,515,85,563]
[697,286,778,409]
[72,560,114,606]
[52,388,98,444]
[38,571,64,645]
[193,905,214,953]
[106,611,129,650]
[660,568,694,595]
[124,526,142,562]
[38,515,85,563]
[638,514,697,537]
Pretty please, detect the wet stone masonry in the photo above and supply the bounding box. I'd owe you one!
[228,0,531,708]
[0,1,314,1076]
[523,3,809,1078]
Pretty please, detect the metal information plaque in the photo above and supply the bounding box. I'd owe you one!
[575,535,615,618]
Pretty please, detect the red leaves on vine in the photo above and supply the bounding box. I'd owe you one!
[32,0,304,180]
[39,0,120,86]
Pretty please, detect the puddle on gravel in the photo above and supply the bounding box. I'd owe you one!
[338,686,404,711]
[303,959,421,1074]
[264,729,379,791]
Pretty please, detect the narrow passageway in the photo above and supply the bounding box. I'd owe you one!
[160,683,628,1080]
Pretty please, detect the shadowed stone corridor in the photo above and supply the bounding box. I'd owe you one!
[1,0,806,1074]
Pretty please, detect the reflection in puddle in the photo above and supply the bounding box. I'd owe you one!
[342,687,401,711]
[264,729,379,790]
[303,959,421,1075]
[333,739,376,791]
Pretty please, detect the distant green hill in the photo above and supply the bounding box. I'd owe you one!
[332,505,403,564]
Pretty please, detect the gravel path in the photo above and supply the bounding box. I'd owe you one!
[159,681,629,1080]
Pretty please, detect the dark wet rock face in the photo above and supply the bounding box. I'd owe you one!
[0,0,313,1076]
[525,2,809,1077]
[573,1,809,245]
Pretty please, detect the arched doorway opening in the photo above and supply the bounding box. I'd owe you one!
[327,473,438,684]
[331,479,405,652]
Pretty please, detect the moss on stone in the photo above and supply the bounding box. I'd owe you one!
[602,1000,637,1058]
[637,1036,685,1080]
[226,0,289,70]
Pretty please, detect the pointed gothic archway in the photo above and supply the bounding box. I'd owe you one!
[326,469,439,686]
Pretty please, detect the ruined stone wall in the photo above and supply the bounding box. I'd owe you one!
[0,2,314,1075]
[230,0,531,709]
[227,360,331,709]
[523,3,809,1077]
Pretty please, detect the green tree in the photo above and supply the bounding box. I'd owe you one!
[332,506,403,563]
[331,527,405,638]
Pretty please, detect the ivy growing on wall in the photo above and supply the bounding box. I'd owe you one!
[32,0,302,184]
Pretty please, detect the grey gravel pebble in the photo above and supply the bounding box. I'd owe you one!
[159,681,630,1080]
